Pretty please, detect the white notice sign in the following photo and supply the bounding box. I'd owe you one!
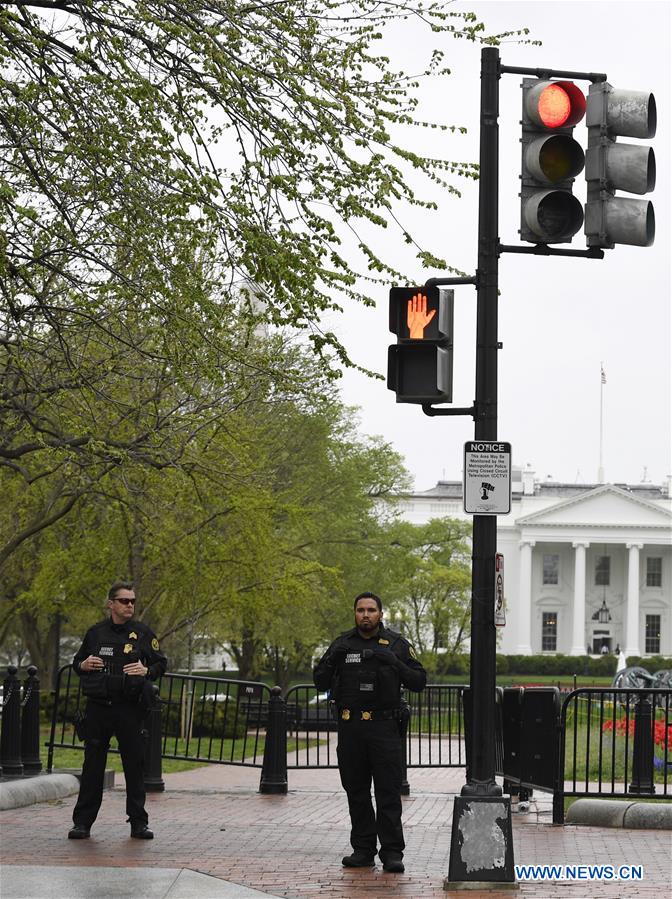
[463,441,512,514]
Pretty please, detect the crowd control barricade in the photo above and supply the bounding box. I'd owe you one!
[284,683,468,774]
[553,686,672,823]
[47,666,274,777]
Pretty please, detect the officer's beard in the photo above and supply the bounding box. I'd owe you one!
[357,620,379,637]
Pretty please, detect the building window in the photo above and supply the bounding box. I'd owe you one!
[595,555,610,586]
[543,554,559,585]
[646,557,662,587]
[645,615,661,654]
[542,612,557,651]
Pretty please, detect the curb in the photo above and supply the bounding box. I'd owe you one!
[566,798,672,830]
[0,773,81,811]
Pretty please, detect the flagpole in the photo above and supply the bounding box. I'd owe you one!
[598,363,605,483]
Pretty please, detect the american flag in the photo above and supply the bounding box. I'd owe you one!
[601,365,607,385]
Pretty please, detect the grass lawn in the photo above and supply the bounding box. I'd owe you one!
[43,729,322,774]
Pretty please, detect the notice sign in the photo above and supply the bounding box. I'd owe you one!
[463,441,512,514]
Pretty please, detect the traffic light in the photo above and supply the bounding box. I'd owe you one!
[520,79,587,244]
[387,286,453,404]
[584,83,656,248]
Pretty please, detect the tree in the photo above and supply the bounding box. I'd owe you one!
[378,518,472,660]
[1,2,527,367]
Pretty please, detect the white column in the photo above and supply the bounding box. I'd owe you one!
[625,543,643,657]
[516,541,534,654]
[570,542,590,655]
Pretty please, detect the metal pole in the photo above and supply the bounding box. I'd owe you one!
[465,43,501,798]
[446,47,515,886]
[259,686,288,794]
[21,666,42,775]
[144,686,165,793]
[1,666,24,776]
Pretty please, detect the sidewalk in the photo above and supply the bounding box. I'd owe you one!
[1,763,671,899]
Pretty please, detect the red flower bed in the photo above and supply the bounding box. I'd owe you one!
[602,717,671,750]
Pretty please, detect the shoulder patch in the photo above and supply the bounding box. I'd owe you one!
[408,645,418,660]
[151,637,160,651]
[378,638,390,645]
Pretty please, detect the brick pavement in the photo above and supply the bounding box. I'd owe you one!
[1,763,670,899]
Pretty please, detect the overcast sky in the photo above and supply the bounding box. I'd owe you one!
[330,0,671,493]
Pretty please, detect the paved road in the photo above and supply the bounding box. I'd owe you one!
[1,764,670,898]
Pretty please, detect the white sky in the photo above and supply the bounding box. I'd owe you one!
[331,0,671,492]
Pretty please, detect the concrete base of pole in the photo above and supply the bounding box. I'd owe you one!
[446,796,516,886]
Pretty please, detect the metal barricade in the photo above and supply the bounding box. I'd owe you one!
[553,686,672,823]
[47,666,273,772]
[285,683,468,770]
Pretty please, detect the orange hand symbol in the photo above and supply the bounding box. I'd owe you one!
[407,292,436,339]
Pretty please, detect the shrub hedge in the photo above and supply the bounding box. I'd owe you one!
[435,653,672,677]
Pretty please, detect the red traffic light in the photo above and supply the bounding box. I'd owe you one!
[526,81,586,130]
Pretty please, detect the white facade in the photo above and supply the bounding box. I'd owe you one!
[399,470,672,657]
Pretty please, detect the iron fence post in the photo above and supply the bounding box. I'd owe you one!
[144,685,165,792]
[20,666,42,775]
[1,666,24,776]
[629,691,655,794]
[259,686,288,794]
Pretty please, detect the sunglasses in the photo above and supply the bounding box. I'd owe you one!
[114,597,136,606]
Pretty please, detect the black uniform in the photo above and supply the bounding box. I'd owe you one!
[71,618,167,830]
[313,625,426,862]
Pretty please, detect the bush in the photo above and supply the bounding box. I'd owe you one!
[496,654,618,677]
[161,698,248,739]
[496,654,509,674]
[436,653,470,676]
[626,656,672,673]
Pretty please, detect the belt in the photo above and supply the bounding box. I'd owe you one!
[340,709,399,721]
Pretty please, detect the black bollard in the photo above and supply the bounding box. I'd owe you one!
[1,666,24,776]
[144,685,165,792]
[629,691,655,794]
[21,666,42,775]
[259,686,288,794]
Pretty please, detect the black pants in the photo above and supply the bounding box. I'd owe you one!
[72,700,147,828]
[336,717,404,859]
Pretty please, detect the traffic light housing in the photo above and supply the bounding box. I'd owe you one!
[520,79,587,244]
[387,286,453,404]
[585,82,656,248]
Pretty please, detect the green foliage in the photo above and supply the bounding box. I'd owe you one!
[376,518,472,655]
[498,654,619,677]
[162,699,248,740]
[0,0,533,684]
[626,656,672,673]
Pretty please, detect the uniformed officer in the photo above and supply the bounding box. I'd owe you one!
[313,592,426,873]
[68,581,167,840]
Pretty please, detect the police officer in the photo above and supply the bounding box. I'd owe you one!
[313,592,426,873]
[68,581,167,840]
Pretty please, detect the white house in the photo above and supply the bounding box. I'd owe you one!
[398,468,672,657]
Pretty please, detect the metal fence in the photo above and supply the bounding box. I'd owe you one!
[553,687,672,823]
[43,666,671,824]
[47,666,273,771]
[284,683,467,770]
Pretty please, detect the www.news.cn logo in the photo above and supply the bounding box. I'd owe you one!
[515,864,643,882]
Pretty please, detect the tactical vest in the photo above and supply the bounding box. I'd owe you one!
[334,636,402,710]
[81,626,144,702]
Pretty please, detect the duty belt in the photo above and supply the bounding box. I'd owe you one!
[340,708,400,721]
